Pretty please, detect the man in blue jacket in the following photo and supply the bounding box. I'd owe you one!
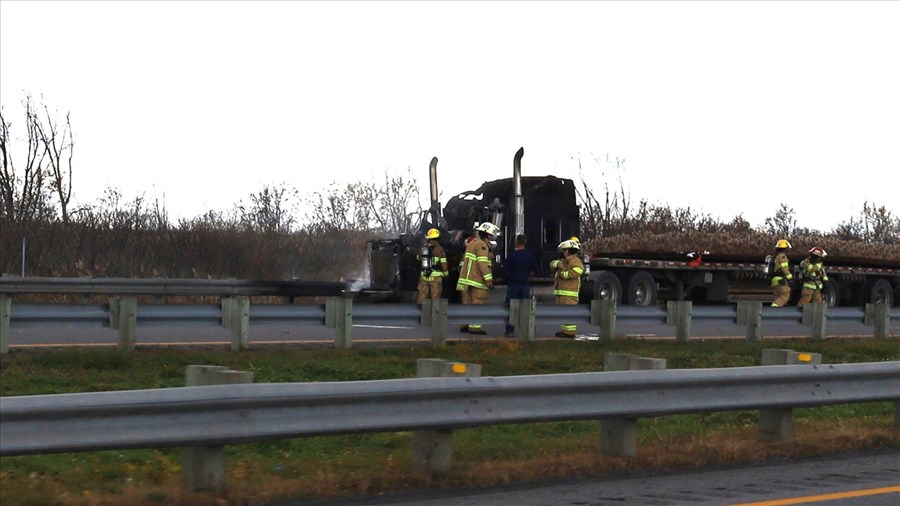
[502,234,538,337]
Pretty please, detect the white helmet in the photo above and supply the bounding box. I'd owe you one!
[558,239,580,251]
[475,222,500,237]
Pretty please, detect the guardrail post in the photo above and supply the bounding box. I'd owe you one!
[801,302,827,339]
[591,299,616,340]
[758,349,822,442]
[666,301,692,342]
[601,353,667,457]
[736,301,763,340]
[864,303,890,339]
[412,358,482,473]
[183,365,254,492]
[114,296,137,351]
[326,295,353,348]
[228,296,249,351]
[421,299,448,346]
[894,401,899,439]
[509,297,536,342]
[0,294,10,354]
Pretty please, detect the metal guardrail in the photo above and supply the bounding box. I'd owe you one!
[0,276,347,297]
[1,297,896,354]
[2,361,898,457]
[6,302,898,327]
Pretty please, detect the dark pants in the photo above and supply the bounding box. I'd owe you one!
[504,284,531,334]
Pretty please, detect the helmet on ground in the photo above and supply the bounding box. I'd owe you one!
[425,228,440,239]
[775,239,792,249]
[558,239,580,251]
[475,222,500,237]
[809,246,827,258]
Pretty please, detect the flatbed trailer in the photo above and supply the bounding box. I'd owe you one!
[585,252,900,307]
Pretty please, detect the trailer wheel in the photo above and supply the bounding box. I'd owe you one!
[625,271,657,306]
[864,279,894,307]
[592,271,622,303]
[822,279,839,308]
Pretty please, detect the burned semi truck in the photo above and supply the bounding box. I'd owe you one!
[365,148,581,301]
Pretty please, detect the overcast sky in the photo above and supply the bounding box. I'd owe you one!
[2,1,898,232]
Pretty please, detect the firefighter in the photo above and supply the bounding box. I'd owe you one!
[457,222,499,335]
[416,228,449,305]
[551,238,584,338]
[770,239,794,307]
[797,246,829,308]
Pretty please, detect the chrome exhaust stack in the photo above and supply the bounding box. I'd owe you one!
[513,147,525,238]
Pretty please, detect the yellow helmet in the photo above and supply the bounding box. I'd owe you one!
[425,228,440,239]
[569,236,580,243]
[775,239,792,249]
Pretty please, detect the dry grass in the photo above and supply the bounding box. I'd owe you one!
[4,418,894,506]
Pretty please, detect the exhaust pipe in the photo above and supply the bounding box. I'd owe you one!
[429,157,439,211]
[513,147,525,237]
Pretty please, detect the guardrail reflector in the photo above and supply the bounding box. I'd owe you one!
[451,363,467,374]
[797,353,813,362]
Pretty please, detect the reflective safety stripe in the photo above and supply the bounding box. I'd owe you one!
[458,278,489,290]
[803,282,821,290]
[561,324,577,332]
[554,289,579,297]
[560,266,585,279]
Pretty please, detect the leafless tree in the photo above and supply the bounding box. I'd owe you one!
[306,168,421,234]
[238,184,298,234]
[0,95,52,223]
[763,203,797,237]
[35,103,75,222]
[574,153,630,239]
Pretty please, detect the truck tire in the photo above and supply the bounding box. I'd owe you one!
[625,271,657,306]
[864,278,894,307]
[822,279,839,308]
[592,271,622,303]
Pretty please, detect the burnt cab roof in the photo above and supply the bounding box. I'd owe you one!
[443,175,578,231]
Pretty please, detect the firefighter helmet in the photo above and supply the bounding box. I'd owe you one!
[475,222,500,237]
[809,246,827,258]
[775,239,792,249]
[425,228,440,239]
[558,239,580,251]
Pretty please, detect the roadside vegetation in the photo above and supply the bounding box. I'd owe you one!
[1,339,898,505]
[2,95,899,506]
[2,96,899,282]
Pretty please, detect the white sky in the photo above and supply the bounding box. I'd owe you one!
[2,0,898,232]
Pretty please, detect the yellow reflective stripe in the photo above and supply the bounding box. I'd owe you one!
[458,278,488,290]
[550,259,560,269]
[777,262,789,268]
[803,282,820,289]
[483,273,493,281]
[561,267,584,279]
[554,289,579,297]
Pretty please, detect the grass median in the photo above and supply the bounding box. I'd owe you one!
[1,338,898,506]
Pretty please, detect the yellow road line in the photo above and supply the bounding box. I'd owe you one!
[730,485,900,506]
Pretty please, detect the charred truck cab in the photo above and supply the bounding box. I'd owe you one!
[365,148,582,302]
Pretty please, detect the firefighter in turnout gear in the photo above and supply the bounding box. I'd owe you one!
[457,222,499,335]
[416,228,449,305]
[551,239,584,338]
[797,246,829,308]
[770,239,794,307]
